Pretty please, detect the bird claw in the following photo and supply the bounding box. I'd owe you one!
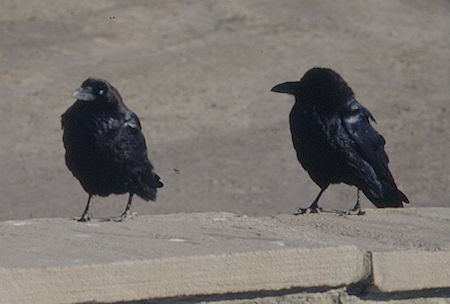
[101,211,137,222]
[293,207,323,215]
[336,209,366,216]
[74,212,92,222]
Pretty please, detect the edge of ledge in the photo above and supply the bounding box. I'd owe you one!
[1,244,449,303]
[0,246,366,304]
[370,250,450,293]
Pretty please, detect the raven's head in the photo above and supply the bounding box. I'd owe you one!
[72,78,122,105]
[271,67,354,107]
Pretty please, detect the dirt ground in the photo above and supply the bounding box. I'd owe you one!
[0,0,448,221]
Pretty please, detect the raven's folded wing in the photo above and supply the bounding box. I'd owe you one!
[340,99,391,180]
[339,98,408,206]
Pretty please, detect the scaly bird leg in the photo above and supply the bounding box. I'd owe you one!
[337,189,366,216]
[294,186,328,215]
[76,194,93,222]
[102,193,137,222]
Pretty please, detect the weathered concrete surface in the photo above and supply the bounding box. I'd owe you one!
[202,290,450,304]
[1,208,448,268]
[0,247,367,304]
[0,208,449,303]
[372,250,450,293]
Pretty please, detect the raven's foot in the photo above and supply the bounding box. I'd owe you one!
[337,190,365,215]
[101,210,137,222]
[293,206,323,215]
[336,208,366,216]
[73,212,92,222]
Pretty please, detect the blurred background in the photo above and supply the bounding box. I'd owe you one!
[0,0,448,221]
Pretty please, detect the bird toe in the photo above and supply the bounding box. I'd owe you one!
[101,210,137,222]
[293,207,322,215]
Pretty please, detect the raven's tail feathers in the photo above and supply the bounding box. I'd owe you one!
[365,183,409,208]
[154,173,164,188]
[395,189,409,205]
[134,170,163,201]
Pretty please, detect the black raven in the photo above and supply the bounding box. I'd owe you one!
[271,68,408,215]
[61,78,163,222]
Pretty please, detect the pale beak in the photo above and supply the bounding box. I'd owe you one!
[71,86,95,101]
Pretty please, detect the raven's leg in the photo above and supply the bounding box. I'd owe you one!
[102,193,137,222]
[337,189,365,216]
[76,194,93,222]
[294,186,327,215]
[119,193,137,220]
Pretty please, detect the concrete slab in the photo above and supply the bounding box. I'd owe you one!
[371,250,450,293]
[0,208,449,303]
[0,208,448,269]
[0,246,367,304]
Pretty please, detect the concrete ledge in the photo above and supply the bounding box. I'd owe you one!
[371,250,450,293]
[0,246,367,304]
[0,208,449,303]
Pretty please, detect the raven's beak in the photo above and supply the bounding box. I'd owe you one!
[71,86,95,101]
[271,81,300,95]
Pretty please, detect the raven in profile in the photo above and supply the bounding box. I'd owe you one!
[272,68,408,215]
[61,78,163,222]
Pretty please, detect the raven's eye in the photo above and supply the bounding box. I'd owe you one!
[99,89,104,95]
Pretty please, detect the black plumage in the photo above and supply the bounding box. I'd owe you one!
[61,78,163,221]
[271,67,408,214]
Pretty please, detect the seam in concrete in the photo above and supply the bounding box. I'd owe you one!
[355,288,450,302]
[95,286,341,304]
[1,247,449,303]
[74,287,450,304]
[347,250,373,295]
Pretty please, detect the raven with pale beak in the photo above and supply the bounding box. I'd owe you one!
[272,68,408,214]
[62,78,163,222]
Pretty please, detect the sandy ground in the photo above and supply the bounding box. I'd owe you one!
[0,0,448,221]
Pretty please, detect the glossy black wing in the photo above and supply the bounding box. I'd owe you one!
[109,111,151,172]
[116,111,146,160]
[339,98,392,182]
[112,111,163,199]
[338,98,408,206]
